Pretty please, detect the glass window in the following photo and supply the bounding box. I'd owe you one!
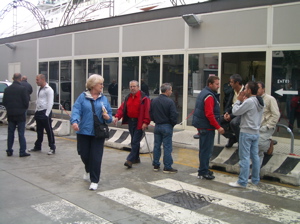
[141,55,160,99]
[104,57,119,108]
[88,58,102,76]
[60,60,72,111]
[163,54,184,124]
[49,61,59,109]
[74,59,87,101]
[187,53,219,126]
[39,62,48,80]
[122,57,139,101]
[272,50,300,136]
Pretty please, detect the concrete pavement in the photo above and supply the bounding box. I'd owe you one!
[1,123,300,224]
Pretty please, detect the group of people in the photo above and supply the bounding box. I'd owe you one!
[193,75,280,188]
[4,73,56,157]
[70,76,178,190]
[4,72,281,191]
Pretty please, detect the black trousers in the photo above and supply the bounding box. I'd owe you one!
[77,134,105,183]
[34,110,56,150]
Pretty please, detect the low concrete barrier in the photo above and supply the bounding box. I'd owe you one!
[26,116,70,136]
[106,127,154,154]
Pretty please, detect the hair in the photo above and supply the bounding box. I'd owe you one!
[230,74,242,85]
[257,81,265,89]
[13,73,22,81]
[206,76,219,86]
[37,74,46,80]
[247,81,259,95]
[160,83,172,93]
[86,74,104,90]
[129,80,139,87]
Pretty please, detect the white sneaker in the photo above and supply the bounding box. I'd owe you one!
[47,149,55,155]
[83,172,90,182]
[89,182,98,191]
[229,181,245,188]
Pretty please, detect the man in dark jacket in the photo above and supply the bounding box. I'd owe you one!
[114,80,151,168]
[21,76,33,101]
[192,76,224,180]
[150,83,178,173]
[3,73,30,157]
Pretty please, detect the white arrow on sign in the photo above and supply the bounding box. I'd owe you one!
[275,88,298,96]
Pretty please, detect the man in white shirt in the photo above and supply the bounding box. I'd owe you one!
[257,81,280,166]
[29,74,56,155]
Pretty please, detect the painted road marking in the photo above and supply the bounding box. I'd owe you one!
[190,172,300,201]
[98,187,229,224]
[149,178,300,224]
[32,199,112,224]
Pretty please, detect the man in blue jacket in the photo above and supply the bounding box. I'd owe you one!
[3,73,30,157]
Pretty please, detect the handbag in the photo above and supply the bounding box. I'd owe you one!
[90,100,109,139]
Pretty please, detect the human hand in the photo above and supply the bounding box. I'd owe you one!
[72,123,79,131]
[217,127,225,134]
[113,117,119,126]
[237,91,246,102]
[142,123,148,131]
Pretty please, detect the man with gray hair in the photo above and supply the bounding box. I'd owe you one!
[3,73,30,157]
[150,83,178,173]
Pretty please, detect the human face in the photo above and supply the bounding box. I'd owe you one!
[209,79,220,92]
[129,81,139,95]
[166,87,173,97]
[36,75,45,87]
[257,83,264,96]
[244,84,251,98]
[92,82,104,94]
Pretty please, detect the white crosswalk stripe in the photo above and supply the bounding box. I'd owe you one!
[190,172,300,201]
[32,199,112,224]
[149,178,300,224]
[98,187,229,224]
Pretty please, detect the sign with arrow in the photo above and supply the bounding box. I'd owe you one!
[275,88,298,96]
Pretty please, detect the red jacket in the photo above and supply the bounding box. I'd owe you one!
[115,90,151,130]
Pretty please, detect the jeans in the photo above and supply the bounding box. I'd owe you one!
[7,120,27,154]
[152,124,173,169]
[198,129,215,176]
[77,134,105,183]
[238,132,260,186]
[127,119,143,162]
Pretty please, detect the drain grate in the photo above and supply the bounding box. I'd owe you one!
[153,190,221,210]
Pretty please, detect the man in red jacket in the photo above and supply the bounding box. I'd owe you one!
[114,80,151,168]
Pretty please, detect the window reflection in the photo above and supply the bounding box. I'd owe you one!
[88,58,102,77]
[104,58,119,108]
[141,55,160,99]
[74,59,87,101]
[187,53,218,126]
[122,57,139,101]
[163,55,183,124]
[272,50,300,134]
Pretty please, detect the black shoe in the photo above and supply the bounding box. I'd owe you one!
[198,174,215,180]
[208,170,214,176]
[28,148,41,152]
[124,160,132,168]
[153,165,160,172]
[6,151,13,157]
[132,158,141,164]
[193,133,200,139]
[225,137,237,148]
[20,152,31,157]
[163,168,178,174]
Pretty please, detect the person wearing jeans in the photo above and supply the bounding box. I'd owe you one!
[150,83,178,173]
[3,73,30,157]
[229,81,264,188]
[192,76,224,180]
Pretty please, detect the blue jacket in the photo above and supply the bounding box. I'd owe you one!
[70,91,112,136]
[192,86,220,129]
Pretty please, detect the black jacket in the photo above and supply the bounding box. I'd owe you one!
[3,81,29,120]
